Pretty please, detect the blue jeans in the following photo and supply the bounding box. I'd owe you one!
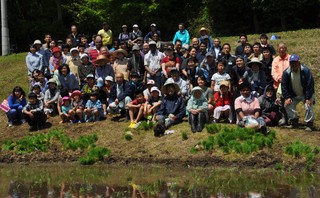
[6,107,23,122]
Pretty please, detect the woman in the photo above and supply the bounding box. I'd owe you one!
[246,57,267,96]
[187,86,208,132]
[6,86,27,127]
[26,44,43,77]
[55,64,79,93]
[234,80,267,135]
[112,49,129,80]
[118,25,130,44]
[49,47,67,75]
[197,76,214,116]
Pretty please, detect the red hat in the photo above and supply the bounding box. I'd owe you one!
[71,90,82,98]
[52,47,62,54]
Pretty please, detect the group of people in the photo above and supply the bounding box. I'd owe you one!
[4,22,315,134]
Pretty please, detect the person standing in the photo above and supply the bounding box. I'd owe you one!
[98,22,113,48]
[68,25,80,47]
[172,23,190,46]
[271,42,290,89]
[235,33,248,56]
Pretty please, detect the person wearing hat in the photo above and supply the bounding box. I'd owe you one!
[95,54,114,81]
[213,80,233,123]
[187,86,208,132]
[26,44,43,77]
[172,23,190,46]
[235,80,267,135]
[86,35,103,65]
[144,40,165,89]
[199,27,213,51]
[44,78,60,115]
[118,25,130,44]
[248,42,263,61]
[128,45,145,82]
[144,23,161,43]
[128,24,143,47]
[166,67,190,99]
[49,46,67,75]
[143,80,156,100]
[113,48,129,80]
[70,90,84,122]
[98,76,114,117]
[162,43,180,79]
[81,74,96,103]
[235,33,248,56]
[22,92,47,131]
[33,39,51,73]
[66,48,81,86]
[84,91,103,122]
[281,54,315,131]
[154,79,186,134]
[78,54,95,87]
[246,57,267,96]
[97,21,113,47]
[144,86,162,122]
[59,96,77,124]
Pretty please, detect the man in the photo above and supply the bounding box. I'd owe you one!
[212,37,221,60]
[196,42,207,64]
[191,37,199,51]
[144,41,165,89]
[281,54,315,131]
[165,68,189,99]
[127,45,145,82]
[172,23,190,45]
[97,22,113,48]
[235,33,247,56]
[199,27,213,51]
[67,25,80,47]
[86,36,103,65]
[271,42,290,89]
[260,33,276,56]
[128,24,143,47]
[144,23,161,43]
[42,34,52,50]
[107,73,133,119]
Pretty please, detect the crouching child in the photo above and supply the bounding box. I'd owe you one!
[22,93,47,131]
[84,91,103,122]
[126,91,146,128]
[60,96,76,124]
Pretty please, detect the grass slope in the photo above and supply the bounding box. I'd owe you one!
[0,29,320,170]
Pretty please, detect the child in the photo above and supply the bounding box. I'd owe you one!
[81,74,96,103]
[60,96,76,124]
[213,80,233,123]
[71,90,84,123]
[32,83,44,101]
[44,78,60,115]
[6,86,27,127]
[127,91,146,128]
[84,91,103,122]
[211,61,231,92]
[186,86,208,132]
[144,86,162,121]
[258,85,282,126]
[22,92,47,131]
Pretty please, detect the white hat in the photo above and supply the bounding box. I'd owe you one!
[148,40,156,45]
[133,24,138,28]
[70,48,79,53]
[150,23,156,27]
[147,80,155,85]
[33,40,42,45]
[80,53,89,60]
[105,76,114,82]
[151,86,160,94]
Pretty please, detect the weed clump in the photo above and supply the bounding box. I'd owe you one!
[79,147,111,165]
[191,125,276,155]
[125,131,133,141]
[138,121,154,131]
[182,132,188,140]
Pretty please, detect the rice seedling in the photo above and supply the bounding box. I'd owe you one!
[182,131,188,140]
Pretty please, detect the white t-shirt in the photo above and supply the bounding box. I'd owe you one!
[211,72,230,91]
[144,50,165,73]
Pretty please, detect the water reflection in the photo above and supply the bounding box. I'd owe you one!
[2,165,320,197]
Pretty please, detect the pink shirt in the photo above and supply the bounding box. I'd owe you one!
[271,53,290,89]
[234,96,260,121]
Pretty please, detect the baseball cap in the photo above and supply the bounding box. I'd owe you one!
[147,80,155,85]
[33,40,42,45]
[105,76,114,82]
[289,54,300,62]
[133,24,138,28]
[150,23,156,27]
[148,40,156,45]
[86,74,94,79]
[151,86,160,94]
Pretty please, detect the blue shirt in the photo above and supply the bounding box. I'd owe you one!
[172,29,190,45]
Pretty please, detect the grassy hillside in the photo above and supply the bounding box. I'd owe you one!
[0,29,320,170]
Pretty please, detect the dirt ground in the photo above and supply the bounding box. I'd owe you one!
[0,113,320,171]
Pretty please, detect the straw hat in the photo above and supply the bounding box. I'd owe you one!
[95,54,110,65]
[246,57,264,68]
[219,80,230,88]
[199,27,208,33]
[113,49,128,59]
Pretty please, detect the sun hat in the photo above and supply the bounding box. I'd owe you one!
[71,90,82,98]
[52,47,61,54]
[61,96,71,105]
[80,53,89,60]
[95,54,109,65]
[113,49,128,59]
[105,76,114,82]
[219,80,230,88]
[147,80,155,85]
[136,37,143,41]
[96,77,104,87]
[33,40,42,45]
[289,54,300,62]
[246,57,264,68]
[86,74,95,79]
[161,79,180,95]
[47,78,57,85]
[191,86,203,95]
[132,45,140,51]
[199,27,208,33]
[148,40,157,46]
[150,23,156,27]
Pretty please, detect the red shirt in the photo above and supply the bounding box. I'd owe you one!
[132,98,146,105]
[214,91,232,108]
[161,56,180,73]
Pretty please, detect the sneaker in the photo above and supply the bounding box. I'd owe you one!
[278,118,286,126]
[21,119,26,124]
[8,122,13,127]
[133,122,141,129]
[128,122,136,128]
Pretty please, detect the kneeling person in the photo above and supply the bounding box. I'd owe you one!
[23,93,47,131]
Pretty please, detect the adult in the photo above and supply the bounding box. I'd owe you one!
[128,24,143,47]
[217,43,236,69]
[144,41,165,89]
[78,54,95,86]
[98,21,113,47]
[155,80,186,135]
[172,23,190,46]
[6,86,27,127]
[248,42,263,61]
[232,55,251,87]
[212,37,221,60]
[199,27,213,51]
[98,76,114,116]
[86,35,103,65]
[243,43,252,63]
[118,25,130,44]
[95,54,114,81]
[196,42,208,64]
[66,48,81,86]
[199,51,216,81]
[127,45,145,82]
[166,68,189,100]
[281,54,315,131]
[191,37,199,51]
[41,33,52,50]
[197,76,214,116]
[261,47,274,86]
[181,47,198,79]
[26,44,43,77]
[144,23,161,43]
[142,43,150,55]
[33,39,51,74]
[113,49,129,80]
[67,25,80,47]
[55,64,79,93]
[235,33,248,56]
[151,32,163,51]
[49,47,67,75]
[161,44,180,79]
[79,34,90,49]
[271,42,290,89]
[260,33,276,56]
[246,57,267,96]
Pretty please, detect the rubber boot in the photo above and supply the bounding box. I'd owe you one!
[189,114,197,133]
[196,113,206,132]
[289,118,299,129]
[305,122,313,132]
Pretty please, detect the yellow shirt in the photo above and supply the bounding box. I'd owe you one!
[97,29,113,46]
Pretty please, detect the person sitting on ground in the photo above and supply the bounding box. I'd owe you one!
[44,78,60,115]
[60,96,76,124]
[211,60,231,93]
[95,54,114,81]
[154,80,186,136]
[197,76,214,117]
[281,54,315,131]
[258,85,282,126]
[70,90,84,123]
[98,76,113,117]
[234,80,268,135]
[143,80,155,100]
[187,86,208,133]
[6,86,27,127]
[246,57,267,97]
[127,91,147,128]
[54,64,79,94]
[166,68,190,100]
[248,42,263,61]
[162,44,180,79]
[78,54,95,87]
[81,74,96,103]
[84,91,103,122]
[213,80,233,123]
[29,70,47,93]
[22,92,46,131]
[32,83,44,101]
[144,86,162,122]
